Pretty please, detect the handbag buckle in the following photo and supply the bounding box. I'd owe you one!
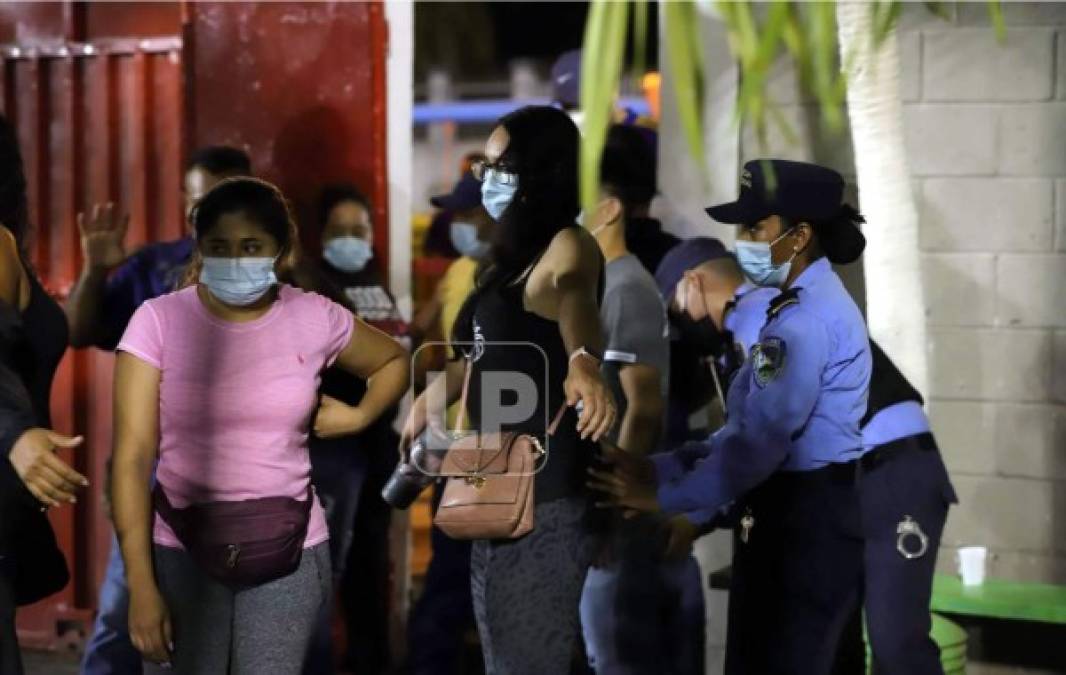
[464,474,487,489]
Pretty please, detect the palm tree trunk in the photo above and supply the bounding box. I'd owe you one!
[837,1,928,395]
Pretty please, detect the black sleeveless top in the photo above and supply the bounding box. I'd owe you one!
[0,273,70,604]
[464,276,595,504]
[861,339,923,428]
[19,275,69,426]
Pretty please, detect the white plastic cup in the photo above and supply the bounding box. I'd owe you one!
[957,546,988,586]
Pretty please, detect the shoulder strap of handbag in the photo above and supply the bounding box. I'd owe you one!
[452,355,569,437]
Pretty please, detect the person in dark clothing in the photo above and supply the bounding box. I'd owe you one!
[66,145,251,351]
[302,184,409,675]
[0,112,86,675]
[399,106,617,675]
[833,341,956,675]
[626,216,680,280]
[599,126,678,276]
[549,50,676,276]
[403,173,490,675]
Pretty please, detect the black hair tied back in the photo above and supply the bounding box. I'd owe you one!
[817,203,867,264]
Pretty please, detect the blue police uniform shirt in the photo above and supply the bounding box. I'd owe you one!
[653,282,777,525]
[97,237,194,350]
[656,257,872,516]
[862,400,931,451]
[725,282,778,356]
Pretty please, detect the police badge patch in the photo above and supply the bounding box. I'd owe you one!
[751,337,787,387]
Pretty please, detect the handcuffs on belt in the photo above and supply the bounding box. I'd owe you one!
[737,510,929,560]
[896,515,929,559]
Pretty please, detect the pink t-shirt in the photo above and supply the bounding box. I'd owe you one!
[118,284,355,550]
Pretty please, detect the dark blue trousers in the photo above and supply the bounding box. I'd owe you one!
[404,483,477,675]
[844,435,956,675]
[725,464,865,675]
[303,439,370,675]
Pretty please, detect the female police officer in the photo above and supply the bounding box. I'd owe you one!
[590,159,871,675]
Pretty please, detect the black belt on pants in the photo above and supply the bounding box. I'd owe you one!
[769,458,861,489]
[859,431,937,473]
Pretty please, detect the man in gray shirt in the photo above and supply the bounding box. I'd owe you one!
[599,253,669,448]
[580,126,701,675]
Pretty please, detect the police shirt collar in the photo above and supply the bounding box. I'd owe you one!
[734,281,757,299]
[789,256,831,290]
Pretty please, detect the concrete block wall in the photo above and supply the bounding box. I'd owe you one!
[741,3,1066,590]
[908,3,1066,585]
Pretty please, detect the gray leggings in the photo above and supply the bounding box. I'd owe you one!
[145,542,331,675]
[471,498,594,675]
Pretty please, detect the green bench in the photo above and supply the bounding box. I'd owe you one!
[931,573,1066,625]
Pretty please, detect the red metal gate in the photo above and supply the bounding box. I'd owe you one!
[3,1,392,653]
[1,36,185,649]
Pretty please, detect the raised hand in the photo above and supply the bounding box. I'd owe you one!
[78,202,129,270]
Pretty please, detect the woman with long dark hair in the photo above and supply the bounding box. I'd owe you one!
[110,177,409,674]
[400,106,617,674]
[0,114,85,673]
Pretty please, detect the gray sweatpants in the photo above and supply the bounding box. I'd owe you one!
[471,497,595,675]
[144,542,331,675]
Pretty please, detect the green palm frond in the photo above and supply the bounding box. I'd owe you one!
[578,0,1006,202]
[987,0,1006,43]
[663,1,706,178]
[579,0,630,211]
[632,0,649,91]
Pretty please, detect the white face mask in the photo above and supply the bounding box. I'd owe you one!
[583,198,613,238]
[323,236,373,273]
[735,229,797,288]
[481,169,519,221]
[449,221,491,260]
[199,256,278,306]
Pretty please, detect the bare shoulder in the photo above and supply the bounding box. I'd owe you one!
[0,225,20,262]
[539,225,602,277]
[0,225,27,308]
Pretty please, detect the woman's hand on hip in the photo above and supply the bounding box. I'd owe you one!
[313,395,370,439]
[129,583,173,665]
[8,428,87,507]
[563,355,616,441]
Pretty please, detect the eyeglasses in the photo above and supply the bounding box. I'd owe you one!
[471,160,518,186]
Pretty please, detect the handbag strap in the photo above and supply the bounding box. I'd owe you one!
[452,355,571,438]
[452,356,475,435]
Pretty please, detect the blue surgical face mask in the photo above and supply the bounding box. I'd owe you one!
[200,256,278,306]
[735,229,797,288]
[323,236,373,273]
[450,222,491,260]
[481,168,519,221]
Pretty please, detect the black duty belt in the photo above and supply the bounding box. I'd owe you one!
[768,458,861,489]
[859,431,937,473]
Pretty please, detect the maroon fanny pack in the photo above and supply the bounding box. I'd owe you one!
[152,485,314,587]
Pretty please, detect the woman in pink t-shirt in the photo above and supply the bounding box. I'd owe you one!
[110,178,409,674]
